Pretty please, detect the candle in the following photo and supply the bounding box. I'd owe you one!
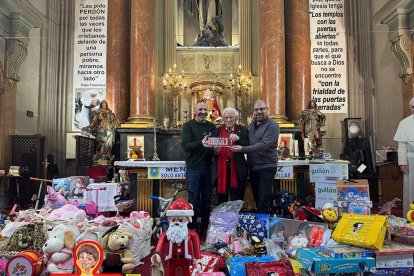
[294,140,299,157]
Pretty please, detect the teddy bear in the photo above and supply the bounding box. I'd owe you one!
[44,186,67,209]
[100,225,134,274]
[43,224,80,274]
[47,204,87,222]
[2,222,46,257]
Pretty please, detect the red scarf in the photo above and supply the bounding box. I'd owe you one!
[218,126,238,194]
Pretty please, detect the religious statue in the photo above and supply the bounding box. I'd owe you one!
[299,100,326,157]
[163,115,170,129]
[186,0,227,47]
[83,100,119,163]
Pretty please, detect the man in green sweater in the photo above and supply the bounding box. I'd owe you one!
[181,101,216,231]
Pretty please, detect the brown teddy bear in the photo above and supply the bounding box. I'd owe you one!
[100,226,134,274]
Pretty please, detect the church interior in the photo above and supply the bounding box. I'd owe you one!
[0,0,413,275]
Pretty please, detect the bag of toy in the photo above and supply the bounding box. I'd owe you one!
[245,259,295,276]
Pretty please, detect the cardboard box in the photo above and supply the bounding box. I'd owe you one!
[295,247,376,274]
[371,267,413,275]
[320,245,374,258]
[336,179,370,208]
[269,217,328,249]
[376,254,414,268]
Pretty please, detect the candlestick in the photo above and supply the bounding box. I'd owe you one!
[152,119,160,161]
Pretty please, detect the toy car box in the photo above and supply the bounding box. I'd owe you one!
[295,247,375,274]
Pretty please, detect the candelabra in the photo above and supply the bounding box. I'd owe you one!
[163,64,188,128]
[152,119,160,161]
[228,65,252,123]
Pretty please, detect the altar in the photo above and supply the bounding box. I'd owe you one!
[114,159,315,214]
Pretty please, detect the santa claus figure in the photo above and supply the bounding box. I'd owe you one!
[151,198,201,276]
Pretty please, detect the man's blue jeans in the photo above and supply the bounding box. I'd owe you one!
[186,168,212,228]
[250,167,277,214]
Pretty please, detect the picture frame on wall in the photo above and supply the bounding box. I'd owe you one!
[126,135,145,160]
[277,133,293,159]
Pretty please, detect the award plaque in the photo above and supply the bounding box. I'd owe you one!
[207,137,232,147]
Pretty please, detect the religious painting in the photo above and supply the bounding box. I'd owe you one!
[0,37,5,95]
[277,133,293,159]
[73,88,105,131]
[126,135,145,160]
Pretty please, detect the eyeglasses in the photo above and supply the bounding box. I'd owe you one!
[410,106,414,109]
[254,107,267,112]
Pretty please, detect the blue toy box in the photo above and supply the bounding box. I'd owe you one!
[295,247,376,274]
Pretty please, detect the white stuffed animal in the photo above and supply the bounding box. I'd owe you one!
[43,224,80,274]
[285,234,309,257]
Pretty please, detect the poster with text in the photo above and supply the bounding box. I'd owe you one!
[72,0,107,131]
[309,0,347,113]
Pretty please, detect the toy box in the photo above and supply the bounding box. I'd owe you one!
[371,267,413,275]
[295,247,376,274]
[336,179,370,208]
[320,244,374,258]
[374,241,414,269]
[269,217,328,248]
[237,213,270,241]
[376,254,413,268]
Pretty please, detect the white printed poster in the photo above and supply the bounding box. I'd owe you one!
[72,0,108,130]
[309,0,347,113]
[309,162,348,184]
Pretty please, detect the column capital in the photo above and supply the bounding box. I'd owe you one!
[391,34,412,83]
[6,39,28,87]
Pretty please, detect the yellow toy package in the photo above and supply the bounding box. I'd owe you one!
[332,213,387,249]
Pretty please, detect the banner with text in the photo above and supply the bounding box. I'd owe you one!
[72,0,107,131]
[310,0,347,113]
[275,166,294,179]
[148,167,186,179]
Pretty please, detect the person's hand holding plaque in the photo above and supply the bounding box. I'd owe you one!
[207,137,232,147]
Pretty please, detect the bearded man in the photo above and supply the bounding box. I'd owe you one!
[152,199,201,276]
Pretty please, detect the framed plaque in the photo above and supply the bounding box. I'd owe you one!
[207,137,232,147]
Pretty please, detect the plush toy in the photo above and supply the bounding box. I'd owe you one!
[43,224,80,274]
[44,186,67,209]
[100,225,134,274]
[407,204,414,226]
[308,226,324,247]
[285,234,308,257]
[3,223,46,256]
[47,204,87,222]
[322,203,339,230]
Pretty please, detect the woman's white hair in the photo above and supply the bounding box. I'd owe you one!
[222,107,239,120]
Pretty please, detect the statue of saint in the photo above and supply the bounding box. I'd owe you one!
[299,100,326,157]
[186,0,226,47]
[84,100,118,161]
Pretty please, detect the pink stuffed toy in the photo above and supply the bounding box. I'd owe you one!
[48,204,86,222]
[44,186,67,209]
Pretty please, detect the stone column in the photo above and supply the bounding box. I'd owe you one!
[260,0,286,122]
[106,0,130,123]
[286,0,311,122]
[240,0,251,72]
[127,0,155,127]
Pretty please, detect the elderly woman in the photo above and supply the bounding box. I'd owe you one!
[210,108,249,203]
